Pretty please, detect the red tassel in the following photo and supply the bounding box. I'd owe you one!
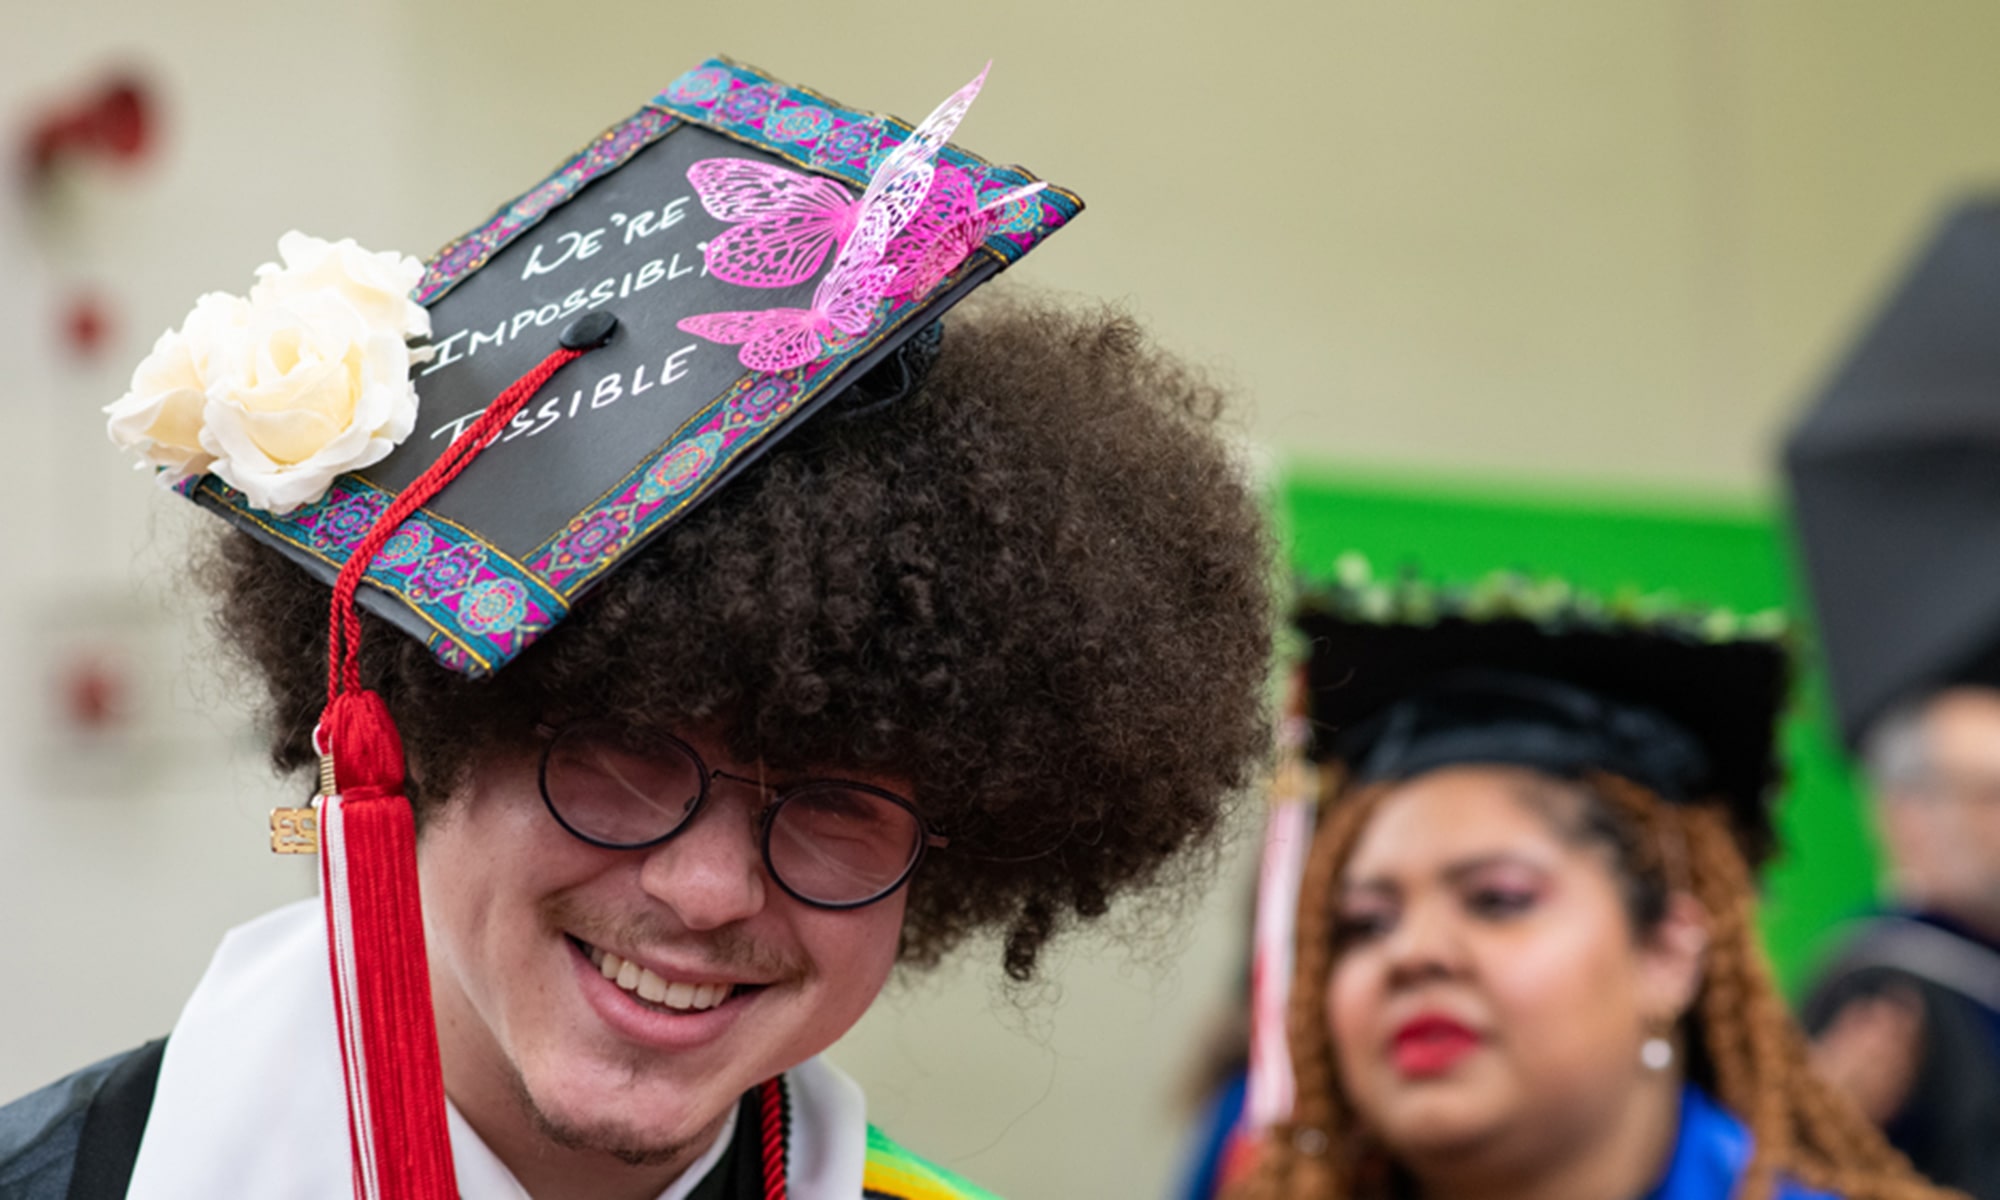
[321,692,454,1199]
[324,691,406,792]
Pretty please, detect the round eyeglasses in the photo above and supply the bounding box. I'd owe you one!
[536,722,947,910]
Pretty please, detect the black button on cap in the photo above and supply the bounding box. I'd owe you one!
[560,311,619,350]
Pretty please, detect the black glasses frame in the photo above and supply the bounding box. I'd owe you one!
[535,722,948,910]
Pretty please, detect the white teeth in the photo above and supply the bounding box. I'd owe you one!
[585,942,735,1011]
[636,968,667,1003]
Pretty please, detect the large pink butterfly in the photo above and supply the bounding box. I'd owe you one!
[680,64,995,372]
[884,167,1046,301]
[687,160,858,290]
[686,63,993,292]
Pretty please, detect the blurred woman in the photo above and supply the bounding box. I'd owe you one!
[1227,564,1958,1200]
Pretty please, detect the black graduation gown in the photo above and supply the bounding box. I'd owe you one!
[0,1041,163,1200]
[1802,913,2000,1200]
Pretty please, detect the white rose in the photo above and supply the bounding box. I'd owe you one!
[198,289,420,514]
[106,233,429,513]
[251,230,432,345]
[103,292,251,481]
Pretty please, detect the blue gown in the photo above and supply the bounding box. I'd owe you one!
[1645,1086,1842,1200]
[1168,1078,1849,1200]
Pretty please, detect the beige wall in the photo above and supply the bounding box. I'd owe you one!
[385,0,2000,497]
[7,2,2000,1197]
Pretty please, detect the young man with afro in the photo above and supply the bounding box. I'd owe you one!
[0,294,1276,1199]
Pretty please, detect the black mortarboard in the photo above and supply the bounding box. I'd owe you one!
[160,59,1078,676]
[1294,557,1792,863]
[1784,198,2000,747]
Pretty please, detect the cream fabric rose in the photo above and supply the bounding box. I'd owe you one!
[104,232,429,514]
[104,293,251,480]
[199,290,420,514]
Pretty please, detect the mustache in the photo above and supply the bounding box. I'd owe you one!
[542,891,804,981]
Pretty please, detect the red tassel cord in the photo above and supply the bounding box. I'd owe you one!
[326,345,584,705]
[756,1076,790,1200]
[317,343,591,1200]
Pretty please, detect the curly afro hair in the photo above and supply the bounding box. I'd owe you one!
[205,292,1276,981]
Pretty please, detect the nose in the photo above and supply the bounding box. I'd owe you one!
[634,778,768,930]
[1380,895,1464,987]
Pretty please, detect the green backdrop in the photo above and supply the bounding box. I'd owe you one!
[1280,466,1880,992]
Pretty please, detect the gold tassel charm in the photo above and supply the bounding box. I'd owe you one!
[269,804,320,854]
[269,748,333,854]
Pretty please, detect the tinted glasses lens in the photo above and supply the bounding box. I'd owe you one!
[543,726,703,847]
[767,784,924,905]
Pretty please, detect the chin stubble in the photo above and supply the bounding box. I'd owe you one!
[505,1060,721,1168]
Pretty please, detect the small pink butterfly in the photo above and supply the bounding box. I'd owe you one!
[678,258,895,373]
[681,64,996,372]
[885,167,1046,301]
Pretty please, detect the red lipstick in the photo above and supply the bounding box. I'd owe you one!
[1391,1013,1482,1077]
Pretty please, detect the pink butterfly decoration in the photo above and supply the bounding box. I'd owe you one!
[679,64,994,373]
[884,166,1046,301]
[677,258,896,373]
[686,160,859,289]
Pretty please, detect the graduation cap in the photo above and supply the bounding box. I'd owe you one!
[145,59,1077,677]
[119,61,1080,680]
[104,59,1077,1200]
[1784,198,2000,749]
[1292,556,1792,861]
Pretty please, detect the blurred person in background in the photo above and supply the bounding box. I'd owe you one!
[1225,561,1954,1200]
[1799,689,2000,1199]
[1785,199,2000,1200]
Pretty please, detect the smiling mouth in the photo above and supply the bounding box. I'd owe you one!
[570,937,762,1015]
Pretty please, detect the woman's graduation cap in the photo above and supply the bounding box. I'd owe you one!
[107,59,1076,1200]
[1294,556,1793,858]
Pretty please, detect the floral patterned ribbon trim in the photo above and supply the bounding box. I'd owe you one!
[419,58,1079,308]
[186,473,566,674]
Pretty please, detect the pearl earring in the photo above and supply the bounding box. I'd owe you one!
[1641,1035,1674,1071]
